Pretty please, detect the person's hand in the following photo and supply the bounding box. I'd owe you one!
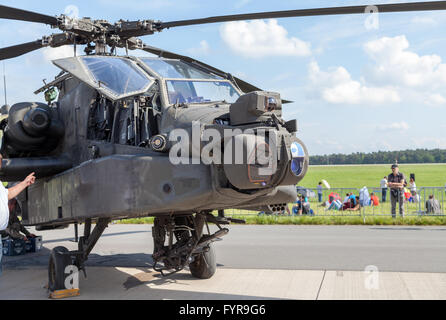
[24,172,36,186]
[29,233,36,238]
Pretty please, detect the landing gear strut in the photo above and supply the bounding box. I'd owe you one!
[151,212,229,278]
[47,218,110,292]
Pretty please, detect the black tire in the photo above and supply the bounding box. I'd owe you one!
[189,243,217,279]
[48,246,72,291]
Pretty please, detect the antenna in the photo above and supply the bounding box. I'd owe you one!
[2,61,6,106]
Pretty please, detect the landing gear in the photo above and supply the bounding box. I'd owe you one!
[189,243,216,279]
[47,218,110,293]
[151,212,229,278]
[48,246,71,291]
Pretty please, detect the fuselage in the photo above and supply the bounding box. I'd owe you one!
[0,55,308,227]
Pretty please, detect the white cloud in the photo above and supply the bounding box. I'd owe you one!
[377,122,410,131]
[220,19,311,58]
[364,35,446,88]
[410,137,446,149]
[427,93,446,106]
[186,40,210,56]
[307,61,400,105]
[307,35,446,106]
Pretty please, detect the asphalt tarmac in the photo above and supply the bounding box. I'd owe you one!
[1,224,446,299]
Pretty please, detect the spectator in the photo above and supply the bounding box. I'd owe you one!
[345,196,361,211]
[0,199,36,240]
[292,195,311,215]
[317,182,323,202]
[343,195,358,210]
[403,187,412,201]
[370,193,380,206]
[342,200,352,211]
[387,164,407,218]
[0,153,36,276]
[349,193,357,206]
[426,195,441,214]
[343,193,350,204]
[409,177,417,197]
[380,176,388,202]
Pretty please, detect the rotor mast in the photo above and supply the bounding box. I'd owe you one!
[2,1,446,60]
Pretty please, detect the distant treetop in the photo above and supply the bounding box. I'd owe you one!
[310,149,445,165]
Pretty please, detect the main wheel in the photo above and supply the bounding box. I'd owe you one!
[48,246,71,291]
[189,243,217,279]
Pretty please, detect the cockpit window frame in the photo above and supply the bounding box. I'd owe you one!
[135,57,243,106]
[53,56,155,101]
[137,57,224,80]
[164,79,242,105]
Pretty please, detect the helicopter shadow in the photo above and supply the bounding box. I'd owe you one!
[3,249,285,300]
[76,264,286,300]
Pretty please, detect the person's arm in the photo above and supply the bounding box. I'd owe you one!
[387,178,395,188]
[389,181,404,189]
[7,173,35,200]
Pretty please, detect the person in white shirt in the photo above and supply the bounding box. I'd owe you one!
[380,176,388,203]
[409,178,417,194]
[317,182,323,202]
[409,177,418,202]
[0,154,36,275]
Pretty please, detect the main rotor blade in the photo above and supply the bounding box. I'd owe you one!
[0,5,58,25]
[159,1,446,29]
[140,44,262,94]
[0,41,44,61]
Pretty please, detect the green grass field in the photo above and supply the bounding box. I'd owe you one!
[116,164,446,225]
[299,164,446,189]
[117,215,446,225]
[295,163,446,217]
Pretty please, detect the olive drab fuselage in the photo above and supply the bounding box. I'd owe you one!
[0,55,308,228]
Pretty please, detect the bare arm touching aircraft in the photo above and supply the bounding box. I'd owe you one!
[7,173,36,199]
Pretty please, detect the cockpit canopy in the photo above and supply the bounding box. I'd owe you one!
[140,58,223,80]
[52,55,241,104]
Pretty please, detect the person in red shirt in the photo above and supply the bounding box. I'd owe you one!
[370,193,380,206]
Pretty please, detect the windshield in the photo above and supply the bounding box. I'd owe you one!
[166,80,240,104]
[141,58,223,80]
[82,57,151,96]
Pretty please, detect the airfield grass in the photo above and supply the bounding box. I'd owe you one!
[299,163,446,189]
[116,164,446,226]
[117,215,446,226]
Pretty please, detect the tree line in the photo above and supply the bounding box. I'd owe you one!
[310,149,446,165]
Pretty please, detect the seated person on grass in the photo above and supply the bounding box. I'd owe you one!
[291,195,311,215]
[344,196,361,211]
[370,193,380,206]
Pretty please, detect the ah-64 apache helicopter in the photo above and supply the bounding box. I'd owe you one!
[0,1,444,293]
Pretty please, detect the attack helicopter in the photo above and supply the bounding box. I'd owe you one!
[0,1,444,293]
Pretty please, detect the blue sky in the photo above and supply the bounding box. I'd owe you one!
[1,0,446,155]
